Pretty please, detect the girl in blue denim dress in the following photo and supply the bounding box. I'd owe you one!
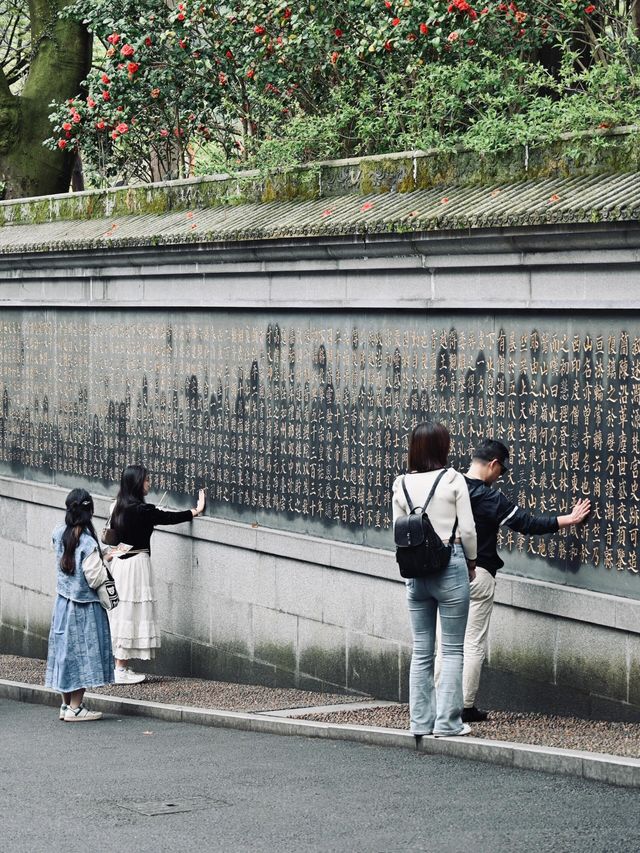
[45,488,115,721]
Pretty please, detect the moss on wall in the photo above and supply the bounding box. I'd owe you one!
[1,126,638,229]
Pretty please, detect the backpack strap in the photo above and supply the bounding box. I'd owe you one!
[449,517,458,544]
[401,476,416,513]
[421,468,448,513]
[402,469,449,515]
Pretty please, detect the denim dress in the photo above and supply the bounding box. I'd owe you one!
[44,526,114,693]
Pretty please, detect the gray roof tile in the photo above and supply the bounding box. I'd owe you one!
[0,171,638,254]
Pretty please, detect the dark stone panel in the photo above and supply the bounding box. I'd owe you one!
[0,623,48,662]
[299,644,347,687]
[190,642,254,685]
[1,309,640,600]
[347,642,400,701]
[479,667,640,723]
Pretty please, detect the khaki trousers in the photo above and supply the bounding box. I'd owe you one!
[435,566,496,708]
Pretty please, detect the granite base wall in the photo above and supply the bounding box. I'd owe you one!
[1,479,640,720]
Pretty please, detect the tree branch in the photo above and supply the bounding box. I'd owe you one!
[0,63,15,103]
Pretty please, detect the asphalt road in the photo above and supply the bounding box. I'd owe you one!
[2,697,638,853]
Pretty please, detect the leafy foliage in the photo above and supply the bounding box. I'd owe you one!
[0,0,31,91]
[44,1,640,184]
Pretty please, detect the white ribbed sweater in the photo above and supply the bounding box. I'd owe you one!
[392,468,477,561]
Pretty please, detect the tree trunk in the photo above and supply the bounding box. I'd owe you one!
[0,0,91,199]
[633,0,640,36]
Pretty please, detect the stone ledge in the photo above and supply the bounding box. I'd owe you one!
[1,475,639,635]
[3,679,640,788]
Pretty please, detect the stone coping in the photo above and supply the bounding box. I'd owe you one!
[0,126,638,232]
[2,679,639,788]
[1,171,639,255]
[1,474,639,635]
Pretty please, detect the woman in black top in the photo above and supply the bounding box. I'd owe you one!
[108,464,205,684]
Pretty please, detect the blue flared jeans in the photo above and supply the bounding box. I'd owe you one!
[405,546,470,736]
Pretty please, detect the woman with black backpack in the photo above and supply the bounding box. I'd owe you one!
[392,422,477,739]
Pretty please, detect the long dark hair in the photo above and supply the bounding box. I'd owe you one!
[112,464,148,534]
[60,488,100,575]
[408,422,451,472]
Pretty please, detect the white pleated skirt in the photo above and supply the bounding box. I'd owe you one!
[108,552,160,661]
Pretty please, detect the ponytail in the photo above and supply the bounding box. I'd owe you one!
[59,489,100,575]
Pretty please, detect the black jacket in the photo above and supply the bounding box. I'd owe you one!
[114,502,193,557]
[465,476,559,576]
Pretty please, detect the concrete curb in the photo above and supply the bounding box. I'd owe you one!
[3,678,640,789]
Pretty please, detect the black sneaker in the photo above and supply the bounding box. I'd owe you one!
[462,706,489,723]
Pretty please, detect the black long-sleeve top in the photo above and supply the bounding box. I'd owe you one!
[465,476,559,576]
[114,502,193,558]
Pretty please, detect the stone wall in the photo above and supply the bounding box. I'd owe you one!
[2,139,640,719]
[2,477,640,720]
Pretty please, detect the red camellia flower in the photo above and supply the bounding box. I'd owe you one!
[72,113,81,123]
[160,128,169,137]
[254,25,266,34]
[101,73,110,84]
[95,120,106,130]
[246,68,255,78]
[392,17,400,25]
[226,49,233,59]
[177,12,185,20]
[107,33,120,45]
[127,62,140,74]
[584,3,596,11]
[111,130,119,140]
[102,91,111,101]
[120,44,135,57]
[384,0,392,7]
[116,122,129,133]
[284,8,292,18]
[330,50,339,64]
[447,30,459,41]
[334,28,343,37]
[179,38,188,48]
[144,36,152,46]
[150,87,160,98]
[419,22,429,33]
[218,71,227,84]
[87,97,97,108]
[384,39,393,50]
[62,121,72,131]
[407,32,417,40]
[58,139,67,149]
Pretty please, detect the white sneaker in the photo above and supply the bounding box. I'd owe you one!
[65,705,103,722]
[59,703,68,720]
[434,723,472,738]
[114,668,145,684]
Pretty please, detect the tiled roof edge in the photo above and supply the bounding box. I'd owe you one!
[1,126,639,229]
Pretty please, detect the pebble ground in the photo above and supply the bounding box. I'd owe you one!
[0,654,359,712]
[3,653,640,757]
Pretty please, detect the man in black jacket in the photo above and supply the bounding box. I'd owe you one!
[458,439,591,723]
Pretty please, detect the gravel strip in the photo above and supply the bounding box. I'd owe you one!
[5,653,640,757]
[297,705,640,758]
[0,654,363,713]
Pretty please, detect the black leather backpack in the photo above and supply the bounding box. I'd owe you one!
[394,469,458,579]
